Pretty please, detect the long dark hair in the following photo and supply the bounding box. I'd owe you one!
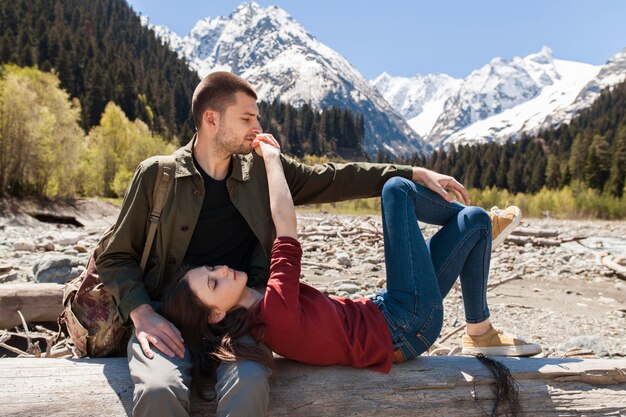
[161,266,274,400]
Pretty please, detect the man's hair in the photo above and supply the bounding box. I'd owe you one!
[191,71,257,130]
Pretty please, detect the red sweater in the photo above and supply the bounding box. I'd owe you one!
[251,237,394,373]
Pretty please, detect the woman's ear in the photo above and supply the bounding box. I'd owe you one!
[208,310,226,324]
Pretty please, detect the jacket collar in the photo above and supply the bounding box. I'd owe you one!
[175,133,252,182]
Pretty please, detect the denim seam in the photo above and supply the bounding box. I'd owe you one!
[415,304,444,349]
[434,225,490,323]
[472,224,490,323]
[411,185,464,212]
[434,225,487,283]
[398,333,418,359]
[402,188,418,329]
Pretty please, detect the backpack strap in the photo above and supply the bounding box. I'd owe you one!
[139,155,177,272]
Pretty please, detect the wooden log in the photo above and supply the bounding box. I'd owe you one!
[0,356,624,416]
[0,283,64,329]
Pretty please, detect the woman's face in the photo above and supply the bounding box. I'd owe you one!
[184,265,248,318]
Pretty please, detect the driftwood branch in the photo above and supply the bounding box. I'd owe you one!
[0,357,624,416]
[510,228,559,238]
[602,256,626,278]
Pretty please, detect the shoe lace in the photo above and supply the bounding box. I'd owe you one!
[490,206,506,216]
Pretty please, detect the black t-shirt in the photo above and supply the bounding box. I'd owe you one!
[183,154,258,272]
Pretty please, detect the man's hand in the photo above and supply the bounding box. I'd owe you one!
[412,167,471,205]
[252,133,280,158]
[130,304,185,359]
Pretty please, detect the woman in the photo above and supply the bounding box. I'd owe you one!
[162,136,541,379]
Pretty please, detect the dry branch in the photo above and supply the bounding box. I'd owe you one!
[511,229,559,238]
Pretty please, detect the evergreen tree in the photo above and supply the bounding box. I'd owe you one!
[605,125,626,197]
[545,154,561,189]
[583,134,611,190]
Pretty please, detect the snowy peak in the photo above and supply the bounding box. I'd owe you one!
[428,50,554,140]
[372,72,461,138]
[572,47,626,108]
[522,46,560,85]
[373,46,624,148]
[146,2,427,157]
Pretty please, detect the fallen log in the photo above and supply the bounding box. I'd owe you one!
[0,356,624,416]
[0,283,64,329]
[602,256,626,278]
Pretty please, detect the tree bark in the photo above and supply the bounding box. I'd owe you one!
[0,356,624,416]
[0,283,64,329]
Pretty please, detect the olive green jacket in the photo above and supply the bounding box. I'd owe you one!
[96,135,413,322]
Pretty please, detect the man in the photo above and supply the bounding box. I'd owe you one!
[97,71,476,417]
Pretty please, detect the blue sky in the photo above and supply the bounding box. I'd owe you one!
[126,0,626,79]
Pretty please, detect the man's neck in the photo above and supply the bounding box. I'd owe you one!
[193,133,231,180]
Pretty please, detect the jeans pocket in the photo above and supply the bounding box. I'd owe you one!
[415,304,444,350]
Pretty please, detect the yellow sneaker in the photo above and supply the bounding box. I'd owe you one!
[489,206,521,248]
[462,328,542,357]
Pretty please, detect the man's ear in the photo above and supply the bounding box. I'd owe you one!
[208,310,226,324]
[203,109,218,129]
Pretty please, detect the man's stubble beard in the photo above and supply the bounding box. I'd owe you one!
[214,122,252,157]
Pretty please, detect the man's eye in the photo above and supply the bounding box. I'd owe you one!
[242,118,249,121]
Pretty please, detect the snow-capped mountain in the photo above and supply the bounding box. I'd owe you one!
[374,47,626,148]
[371,72,462,138]
[146,2,427,157]
[561,47,626,119]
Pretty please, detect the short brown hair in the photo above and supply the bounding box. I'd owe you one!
[191,72,258,130]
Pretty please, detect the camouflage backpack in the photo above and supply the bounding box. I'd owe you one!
[58,155,176,357]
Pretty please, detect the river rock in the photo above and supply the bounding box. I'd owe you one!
[13,240,36,251]
[58,231,82,246]
[37,241,56,252]
[557,335,610,357]
[336,283,360,294]
[0,272,18,283]
[335,252,351,267]
[32,255,82,284]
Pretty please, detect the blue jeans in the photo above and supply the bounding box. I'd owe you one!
[370,177,492,362]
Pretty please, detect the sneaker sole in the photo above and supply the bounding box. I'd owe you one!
[492,207,522,248]
[461,343,542,357]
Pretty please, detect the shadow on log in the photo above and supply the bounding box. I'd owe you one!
[0,356,624,416]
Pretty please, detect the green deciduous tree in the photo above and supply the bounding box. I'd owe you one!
[80,102,175,197]
[0,64,84,197]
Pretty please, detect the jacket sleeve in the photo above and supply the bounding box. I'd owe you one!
[96,159,158,322]
[280,155,413,205]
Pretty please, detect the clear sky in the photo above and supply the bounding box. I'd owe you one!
[126,0,626,80]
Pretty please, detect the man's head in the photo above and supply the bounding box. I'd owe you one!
[192,72,262,155]
[192,72,258,131]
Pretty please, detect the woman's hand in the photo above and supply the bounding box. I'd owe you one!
[252,134,280,158]
[412,167,471,205]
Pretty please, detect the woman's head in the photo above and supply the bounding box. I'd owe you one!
[183,265,249,323]
[161,264,273,392]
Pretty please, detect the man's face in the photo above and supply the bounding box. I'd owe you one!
[213,91,262,156]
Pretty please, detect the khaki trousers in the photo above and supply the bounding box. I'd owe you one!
[127,334,271,417]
